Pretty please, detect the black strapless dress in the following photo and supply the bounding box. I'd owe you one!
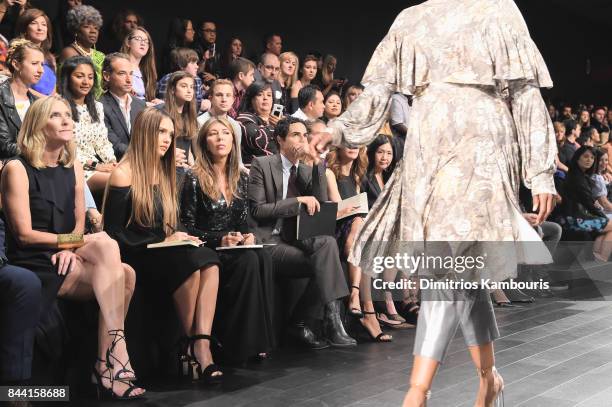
[104,186,220,294]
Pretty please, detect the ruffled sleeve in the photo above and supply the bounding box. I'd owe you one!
[485,0,556,195]
[482,0,553,89]
[329,10,416,147]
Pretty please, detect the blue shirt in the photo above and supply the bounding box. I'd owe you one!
[31,61,56,95]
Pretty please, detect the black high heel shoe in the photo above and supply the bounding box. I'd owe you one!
[91,361,144,401]
[360,311,393,342]
[106,329,137,381]
[178,334,224,384]
[91,329,145,401]
[347,285,364,318]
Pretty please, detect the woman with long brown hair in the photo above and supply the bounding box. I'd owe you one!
[1,95,144,400]
[103,107,223,383]
[325,146,394,342]
[120,26,160,104]
[14,8,56,97]
[289,54,317,113]
[160,71,197,170]
[181,117,276,362]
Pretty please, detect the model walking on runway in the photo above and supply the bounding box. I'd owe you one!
[310,0,557,405]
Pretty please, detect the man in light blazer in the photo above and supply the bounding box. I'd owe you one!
[248,116,355,349]
[99,53,146,160]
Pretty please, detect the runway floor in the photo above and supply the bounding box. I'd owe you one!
[81,271,612,407]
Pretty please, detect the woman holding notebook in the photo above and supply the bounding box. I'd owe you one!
[180,117,276,363]
[325,146,396,342]
[103,107,224,384]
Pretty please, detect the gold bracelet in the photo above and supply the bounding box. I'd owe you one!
[57,233,84,249]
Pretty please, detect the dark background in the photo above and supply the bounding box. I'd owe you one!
[49,0,612,105]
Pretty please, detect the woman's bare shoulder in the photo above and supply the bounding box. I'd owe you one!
[109,163,132,187]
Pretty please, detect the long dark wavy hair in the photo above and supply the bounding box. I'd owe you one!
[58,55,100,123]
[167,17,194,49]
[326,146,368,187]
[568,145,597,177]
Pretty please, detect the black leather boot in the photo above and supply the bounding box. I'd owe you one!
[324,300,357,347]
[287,321,329,350]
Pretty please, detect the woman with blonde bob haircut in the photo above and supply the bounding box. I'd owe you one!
[104,107,224,384]
[1,95,145,401]
[181,117,276,363]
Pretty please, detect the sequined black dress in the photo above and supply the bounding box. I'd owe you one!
[180,170,276,362]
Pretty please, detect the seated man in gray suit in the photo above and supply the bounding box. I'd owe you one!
[248,116,355,348]
[99,53,146,160]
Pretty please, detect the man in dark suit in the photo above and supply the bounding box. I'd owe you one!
[99,52,146,160]
[248,116,356,349]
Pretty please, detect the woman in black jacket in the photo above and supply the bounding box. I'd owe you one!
[361,134,395,209]
[0,39,42,160]
[180,117,275,362]
[236,81,278,165]
[559,146,612,261]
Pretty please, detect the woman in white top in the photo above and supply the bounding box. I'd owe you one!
[58,55,116,193]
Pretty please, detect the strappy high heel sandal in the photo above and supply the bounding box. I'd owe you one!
[105,329,137,381]
[178,334,224,384]
[92,335,145,401]
[407,382,431,407]
[347,285,364,318]
[360,311,392,342]
[476,366,505,407]
[91,361,145,401]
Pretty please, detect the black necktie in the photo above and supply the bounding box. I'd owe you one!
[286,165,299,198]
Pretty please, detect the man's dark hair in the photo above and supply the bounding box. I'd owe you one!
[262,32,281,49]
[274,116,306,140]
[102,52,131,74]
[228,57,255,81]
[564,119,578,136]
[298,84,321,110]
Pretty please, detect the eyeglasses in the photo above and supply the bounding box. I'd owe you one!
[130,36,149,44]
[264,65,281,72]
[202,29,217,34]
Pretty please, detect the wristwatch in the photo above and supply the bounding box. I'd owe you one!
[85,161,98,171]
